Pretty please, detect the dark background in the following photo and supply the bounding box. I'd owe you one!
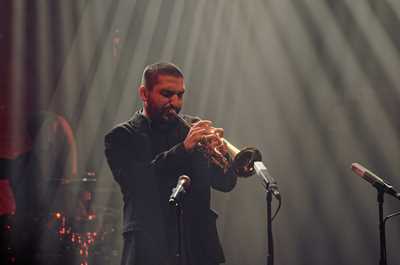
[1,1,400,265]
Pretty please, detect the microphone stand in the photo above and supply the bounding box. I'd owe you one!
[376,191,400,265]
[254,161,279,265]
[265,184,274,265]
[376,188,386,265]
[170,192,186,265]
[175,203,184,265]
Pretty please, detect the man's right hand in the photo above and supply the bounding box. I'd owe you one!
[183,120,213,151]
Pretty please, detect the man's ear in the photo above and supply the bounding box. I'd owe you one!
[139,85,148,102]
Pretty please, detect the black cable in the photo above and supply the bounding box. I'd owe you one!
[272,197,282,221]
[383,210,400,225]
[261,181,282,222]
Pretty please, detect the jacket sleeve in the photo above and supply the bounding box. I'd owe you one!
[190,150,237,193]
[104,126,192,189]
[151,143,192,176]
[209,162,237,192]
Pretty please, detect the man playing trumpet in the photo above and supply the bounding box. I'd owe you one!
[105,62,237,265]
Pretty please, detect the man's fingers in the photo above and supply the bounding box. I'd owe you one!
[189,127,208,137]
[191,120,212,129]
[213,128,224,137]
[186,122,226,151]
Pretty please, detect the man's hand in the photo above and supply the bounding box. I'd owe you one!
[183,120,213,151]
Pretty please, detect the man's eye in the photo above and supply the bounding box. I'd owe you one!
[161,91,173,98]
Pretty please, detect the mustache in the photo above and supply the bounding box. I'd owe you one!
[163,105,180,114]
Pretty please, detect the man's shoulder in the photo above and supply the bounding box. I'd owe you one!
[105,112,149,140]
[105,122,132,138]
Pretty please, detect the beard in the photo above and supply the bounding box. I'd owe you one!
[147,102,181,128]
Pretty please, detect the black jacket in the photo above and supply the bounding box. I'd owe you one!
[104,111,237,265]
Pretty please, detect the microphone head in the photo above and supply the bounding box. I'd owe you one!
[351,163,366,177]
[179,175,191,188]
[351,162,385,184]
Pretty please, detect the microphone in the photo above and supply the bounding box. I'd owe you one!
[351,163,400,200]
[254,161,281,200]
[169,175,191,206]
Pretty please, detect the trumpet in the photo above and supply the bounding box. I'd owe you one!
[175,114,262,177]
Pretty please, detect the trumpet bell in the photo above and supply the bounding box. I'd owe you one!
[231,147,262,177]
[224,139,262,177]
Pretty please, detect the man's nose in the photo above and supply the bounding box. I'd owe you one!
[169,95,181,106]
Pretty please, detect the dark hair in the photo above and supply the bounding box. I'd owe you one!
[141,62,184,90]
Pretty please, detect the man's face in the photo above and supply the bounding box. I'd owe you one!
[144,74,185,124]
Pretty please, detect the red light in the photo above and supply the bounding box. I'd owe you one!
[59,228,66,235]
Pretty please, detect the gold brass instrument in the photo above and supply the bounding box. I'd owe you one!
[175,114,262,177]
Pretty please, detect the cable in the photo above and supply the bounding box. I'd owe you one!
[261,181,282,222]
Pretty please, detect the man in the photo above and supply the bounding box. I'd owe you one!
[104,62,237,265]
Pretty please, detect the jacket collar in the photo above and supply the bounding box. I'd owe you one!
[127,110,151,133]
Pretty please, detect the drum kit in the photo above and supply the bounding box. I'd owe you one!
[1,175,121,265]
[46,176,120,265]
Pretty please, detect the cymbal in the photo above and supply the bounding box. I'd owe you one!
[48,177,97,185]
